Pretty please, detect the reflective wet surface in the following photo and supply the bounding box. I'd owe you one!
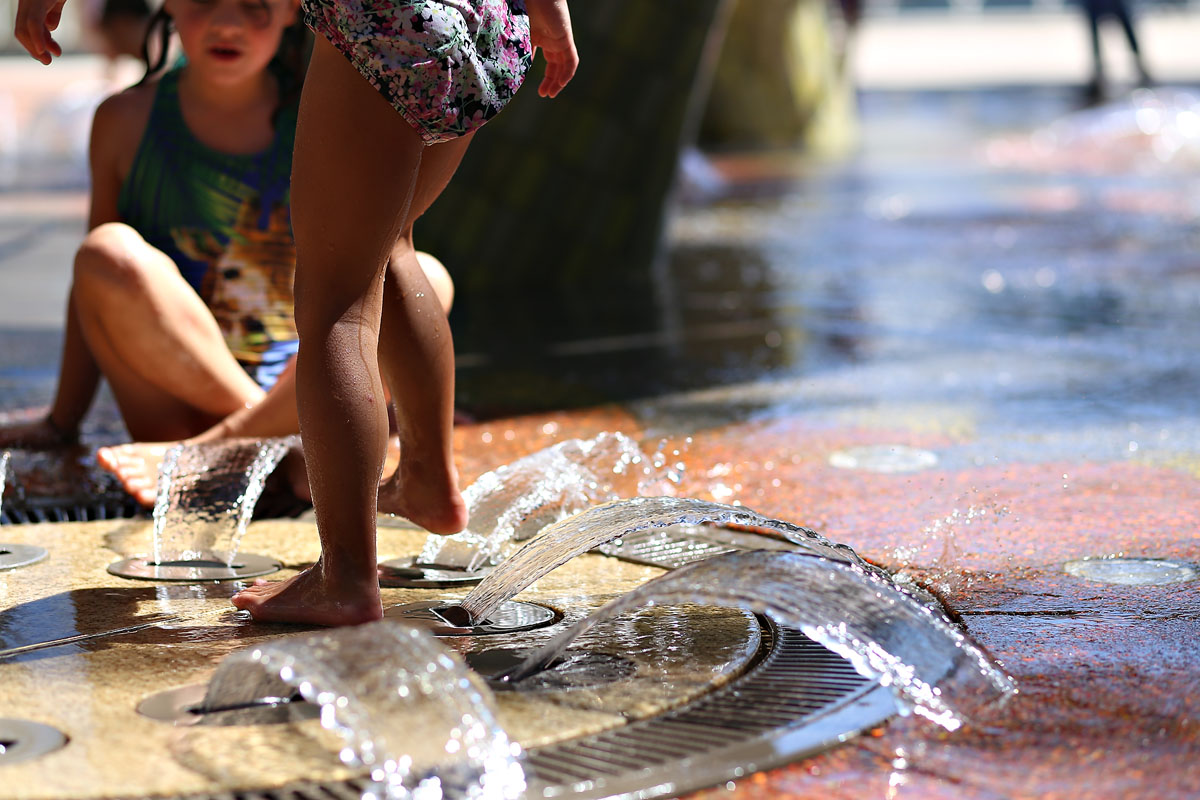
[2,61,1200,798]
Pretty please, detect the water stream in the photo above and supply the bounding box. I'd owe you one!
[411,432,680,571]
[0,450,8,515]
[151,437,294,566]
[457,496,875,623]
[497,549,1015,730]
[197,621,524,800]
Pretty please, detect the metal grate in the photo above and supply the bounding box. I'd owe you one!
[591,526,799,570]
[0,492,310,525]
[0,497,143,525]
[521,625,889,799]
[593,533,738,569]
[142,621,893,800]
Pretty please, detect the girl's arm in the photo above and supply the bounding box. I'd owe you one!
[13,0,68,64]
[46,98,134,438]
[526,0,578,98]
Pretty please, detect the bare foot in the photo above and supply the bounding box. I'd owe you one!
[96,442,172,507]
[0,412,76,449]
[378,459,468,535]
[231,564,383,626]
[101,435,405,509]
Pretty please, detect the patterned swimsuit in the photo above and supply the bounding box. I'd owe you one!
[302,0,533,143]
[117,68,300,391]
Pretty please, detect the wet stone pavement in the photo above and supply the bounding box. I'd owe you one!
[663,86,1200,800]
[3,81,1200,798]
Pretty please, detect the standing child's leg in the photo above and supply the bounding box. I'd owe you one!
[376,138,476,533]
[231,37,465,625]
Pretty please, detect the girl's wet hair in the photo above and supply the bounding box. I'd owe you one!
[136,0,312,119]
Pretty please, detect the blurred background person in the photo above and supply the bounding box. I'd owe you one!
[80,0,153,77]
[1079,0,1154,101]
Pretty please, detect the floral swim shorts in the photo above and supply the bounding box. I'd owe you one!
[302,0,533,144]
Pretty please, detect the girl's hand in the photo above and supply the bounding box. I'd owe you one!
[14,0,69,64]
[526,0,578,98]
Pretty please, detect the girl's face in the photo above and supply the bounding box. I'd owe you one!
[165,0,300,85]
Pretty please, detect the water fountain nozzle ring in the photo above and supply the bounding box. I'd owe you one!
[434,604,476,628]
[0,719,67,764]
[377,556,494,588]
[0,543,48,571]
[138,684,319,726]
[384,599,558,636]
[107,552,281,582]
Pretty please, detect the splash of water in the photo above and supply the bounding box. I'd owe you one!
[0,450,8,517]
[413,432,681,571]
[498,550,1015,731]
[151,437,295,566]
[890,502,1011,597]
[199,621,524,799]
[457,496,873,623]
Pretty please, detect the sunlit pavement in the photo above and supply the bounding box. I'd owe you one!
[3,11,1200,799]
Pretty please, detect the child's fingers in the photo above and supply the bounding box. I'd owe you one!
[537,50,578,98]
[538,67,564,98]
[14,0,65,63]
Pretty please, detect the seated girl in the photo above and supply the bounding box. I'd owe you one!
[0,0,453,506]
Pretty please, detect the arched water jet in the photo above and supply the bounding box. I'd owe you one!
[454,496,871,625]
[0,451,49,570]
[107,438,294,582]
[380,432,680,580]
[495,550,1016,731]
[192,621,525,800]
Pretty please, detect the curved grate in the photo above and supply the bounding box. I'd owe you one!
[0,497,142,526]
[591,526,800,571]
[0,492,310,526]
[521,624,890,799]
[119,621,892,800]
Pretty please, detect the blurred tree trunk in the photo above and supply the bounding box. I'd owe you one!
[699,0,858,155]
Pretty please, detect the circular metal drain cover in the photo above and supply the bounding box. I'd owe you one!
[1064,557,1198,586]
[468,649,637,692]
[137,684,319,727]
[110,623,896,800]
[0,719,68,765]
[0,543,48,571]
[829,444,938,473]
[377,556,493,588]
[107,553,281,582]
[384,599,559,636]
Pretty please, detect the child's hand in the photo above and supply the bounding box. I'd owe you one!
[14,0,68,64]
[526,0,578,98]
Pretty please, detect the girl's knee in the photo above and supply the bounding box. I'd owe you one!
[73,223,157,291]
[415,251,454,312]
